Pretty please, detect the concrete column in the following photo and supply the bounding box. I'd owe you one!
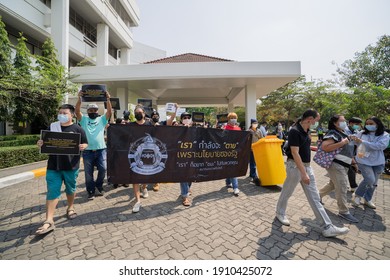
[245,84,257,130]
[227,103,234,113]
[120,47,131,65]
[97,23,109,66]
[51,0,69,69]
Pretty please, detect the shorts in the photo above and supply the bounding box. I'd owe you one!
[46,169,79,200]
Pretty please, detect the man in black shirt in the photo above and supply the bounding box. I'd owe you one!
[35,104,88,235]
[276,109,349,238]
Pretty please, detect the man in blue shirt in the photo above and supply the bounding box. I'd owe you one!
[76,91,112,200]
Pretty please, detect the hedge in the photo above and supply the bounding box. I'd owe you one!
[0,145,48,169]
[0,135,41,147]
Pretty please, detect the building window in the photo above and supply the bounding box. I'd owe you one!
[108,43,118,59]
[69,7,97,44]
[39,0,51,8]
[108,0,133,27]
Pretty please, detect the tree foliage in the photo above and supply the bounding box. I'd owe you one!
[337,35,390,89]
[0,17,76,133]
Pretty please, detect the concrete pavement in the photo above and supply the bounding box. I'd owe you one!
[0,160,389,260]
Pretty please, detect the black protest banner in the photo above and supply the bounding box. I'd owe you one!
[107,125,251,184]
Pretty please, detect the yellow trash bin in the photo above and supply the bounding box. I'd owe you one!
[252,135,286,186]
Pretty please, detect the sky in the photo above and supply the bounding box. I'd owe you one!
[133,0,390,81]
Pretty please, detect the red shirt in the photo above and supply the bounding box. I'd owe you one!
[224,123,241,131]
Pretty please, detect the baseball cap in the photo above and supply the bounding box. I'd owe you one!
[87,104,99,110]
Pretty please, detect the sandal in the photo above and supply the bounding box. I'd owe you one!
[67,208,77,220]
[182,197,191,207]
[35,220,55,235]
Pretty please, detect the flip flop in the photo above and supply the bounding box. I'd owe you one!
[67,208,77,220]
[35,220,55,235]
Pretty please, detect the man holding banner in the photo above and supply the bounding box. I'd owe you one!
[76,90,112,200]
[36,104,88,235]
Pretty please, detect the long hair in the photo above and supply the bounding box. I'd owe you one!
[362,116,385,136]
[328,114,342,130]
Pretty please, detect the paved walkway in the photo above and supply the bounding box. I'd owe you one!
[0,161,389,260]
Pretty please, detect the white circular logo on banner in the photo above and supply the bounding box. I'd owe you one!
[128,134,167,175]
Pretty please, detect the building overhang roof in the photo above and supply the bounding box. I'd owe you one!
[70,61,301,106]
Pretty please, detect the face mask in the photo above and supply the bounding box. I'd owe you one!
[365,124,377,132]
[230,119,237,125]
[152,117,159,123]
[182,119,191,125]
[135,112,143,121]
[310,121,319,129]
[252,124,258,129]
[88,113,98,119]
[278,125,282,130]
[352,124,360,131]
[58,114,69,124]
[338,121,347,130]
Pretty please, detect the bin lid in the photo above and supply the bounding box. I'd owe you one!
[252,135,284,146]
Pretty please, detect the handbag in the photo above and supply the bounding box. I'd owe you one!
[313,142,342,169]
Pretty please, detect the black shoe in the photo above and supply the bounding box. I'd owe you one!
[88,193,95,200]
[95,189,104,197]
[113,184,118,189]
[253,177,261,186]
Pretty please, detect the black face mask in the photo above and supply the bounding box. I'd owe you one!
[135,112,143,121]
[88,113,98,119]
[152,117,159,123]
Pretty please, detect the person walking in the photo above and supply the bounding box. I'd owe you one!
[224,112,241,196]
[35,104,88,235]
[345,117,363,192]
[352,117,389,209]
[275,109,349,238]
[76,91,112,200]
[247,118,263,185]
[318,115,359,223]
[127,105,154,213]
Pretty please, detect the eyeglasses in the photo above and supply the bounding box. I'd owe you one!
[182,117,191,120]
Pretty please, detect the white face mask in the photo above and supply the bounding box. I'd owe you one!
[230,119,237,125]
[338,121,347,130]
[310,121,319,130]
[182,119,191,125]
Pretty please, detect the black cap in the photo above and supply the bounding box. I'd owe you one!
[349,117,363,124]
[151,110,159,117]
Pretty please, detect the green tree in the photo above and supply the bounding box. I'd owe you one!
[337,35,390,89]
[0,16,12,78]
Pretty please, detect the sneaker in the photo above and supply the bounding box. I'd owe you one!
[276,213,290,226]
[88,193,95,200]
[233,188,240,196]
[351,194,361,207]
[95,189,104,197]
[322,224,349,238]
[338,212,359,223]
[153,183,160,191]
[363,200,376,209]
[132,202,141,213]
[225,184,232,188]
[122,184,129,188]
[141,187,149,198]
[113,184,119,189]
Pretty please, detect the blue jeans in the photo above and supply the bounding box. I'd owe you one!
[355,164,384,202]
[226,177,238,190]
[83,149,107,194]
[249,151,257,178]
[180,182,192,197]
